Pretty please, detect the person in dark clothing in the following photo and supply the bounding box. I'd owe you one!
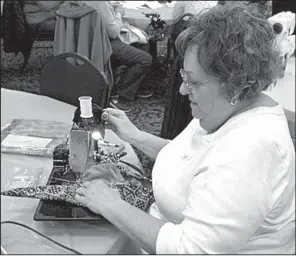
[91,1,153,111]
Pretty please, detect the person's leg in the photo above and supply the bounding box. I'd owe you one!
[110,38,152,101]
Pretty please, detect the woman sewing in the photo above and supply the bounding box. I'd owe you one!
[75,3,295,254]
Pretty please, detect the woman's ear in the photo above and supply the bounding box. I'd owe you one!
[219,82,237,102]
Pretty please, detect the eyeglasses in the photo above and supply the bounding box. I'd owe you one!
[180,69,209,92]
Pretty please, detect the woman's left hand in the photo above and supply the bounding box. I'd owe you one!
[75,180,122,214]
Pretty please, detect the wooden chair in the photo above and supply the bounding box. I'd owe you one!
[40,52,110,109]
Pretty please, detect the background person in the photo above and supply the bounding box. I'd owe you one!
[23,1,63,26]
[85,1,153,112]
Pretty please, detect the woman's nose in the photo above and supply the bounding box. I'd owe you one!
[179,82,190,95]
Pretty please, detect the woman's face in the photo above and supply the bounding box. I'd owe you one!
[179,45,233,130]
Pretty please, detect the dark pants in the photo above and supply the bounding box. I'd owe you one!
[110,38,152,101]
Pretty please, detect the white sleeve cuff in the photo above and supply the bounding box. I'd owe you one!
[156,222,181,254]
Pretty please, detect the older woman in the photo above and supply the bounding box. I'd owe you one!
[75,3,295,254]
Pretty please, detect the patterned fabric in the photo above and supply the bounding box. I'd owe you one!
[110,181,155,211]
[1,184,82,205]
[2,156,154,211]
[93,151,127,164]
[1,181,155,211]
[102,164,155,211]
[116,164,152,183]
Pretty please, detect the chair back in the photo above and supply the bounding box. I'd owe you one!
[167,13,195,63]
[40,52,109,108]
[161,55,193,139]
[171,13,195,43]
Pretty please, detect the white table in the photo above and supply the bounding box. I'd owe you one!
[124,4,174,31]
[1,89,142,254]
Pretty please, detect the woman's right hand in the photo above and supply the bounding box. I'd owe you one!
[103,108,140,143]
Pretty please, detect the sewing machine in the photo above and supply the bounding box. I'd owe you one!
[34,105,119,221]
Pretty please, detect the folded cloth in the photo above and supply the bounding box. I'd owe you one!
[84,162,147,184]
[1,162,154,211]
[110,181,155,211]
[1,180,154,211]
[1,184,82,205]
[93,151,128,164]
[82,162,154,211]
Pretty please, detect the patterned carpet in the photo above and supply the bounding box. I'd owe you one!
[1,40,170,174]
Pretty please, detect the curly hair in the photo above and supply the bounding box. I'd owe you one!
[175,2,281,101]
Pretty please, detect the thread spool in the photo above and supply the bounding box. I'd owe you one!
[101,111,110,122]
[78,96,93,118]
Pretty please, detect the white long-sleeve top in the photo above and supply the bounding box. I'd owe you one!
[149,104,295,254]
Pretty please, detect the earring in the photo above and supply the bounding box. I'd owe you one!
[230,97,238,106]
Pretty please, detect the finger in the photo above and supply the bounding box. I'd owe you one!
[82,181,92,188]
[75,195,101,215]
[115,144,125,153]
[82,172,105,182]
[111,171,125,182]
[103,123,117,132]
[92,179,108,188]
[76,187,86,196]
[83,168,102,180]
[82,174,98,182]
[83,170,110,182]
[75,194,89,206]
[105,114,119,125]
[104,108,125,118]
